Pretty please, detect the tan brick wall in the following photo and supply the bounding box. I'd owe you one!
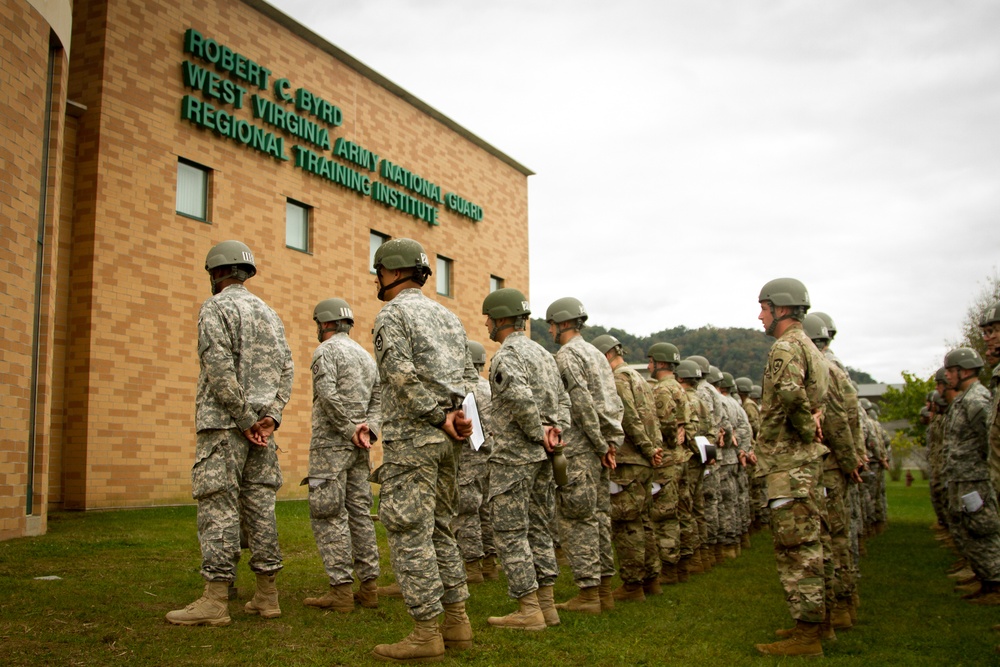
[0,0,70,538]
[51,0,529,510]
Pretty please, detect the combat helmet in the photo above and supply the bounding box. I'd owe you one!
[482,288,531,341]
[647,342,681,365]
[372,238,431,300]
[468,340,487,367]
[591,334,622,356]
[205,240,256,294]
[802,313,830,342]
[707,366,724,385]
[546,297,588,345]
[750,384,762,400]
[758,277,810,336]
[313,297,354,341]
[675,359,702,381]
[812,311,837,339]
[980,302,1000,327]
[720,372,736,390]
[944,347,984,370]
[687,355,711,377]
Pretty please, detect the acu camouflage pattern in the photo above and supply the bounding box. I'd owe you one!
[943,380,1000,582]
[554,335,624,587]
[990,366,1000,494]
[487,331,569,598]
[307,332,381,586]
[370,288,475,620]
[681,385,711,556]
[610,365,663,583]
[455,374,494,562]
[927,412,949,526]
[193,284,293,582]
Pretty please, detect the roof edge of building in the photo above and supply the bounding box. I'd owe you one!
[244,0,535,177]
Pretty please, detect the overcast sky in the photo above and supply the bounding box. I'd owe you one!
[269,0,1000,384]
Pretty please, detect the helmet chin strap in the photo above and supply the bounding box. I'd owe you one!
[489,321,514,342]
[765,303,793,337]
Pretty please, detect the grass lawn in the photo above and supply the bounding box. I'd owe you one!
[0,477,996,665]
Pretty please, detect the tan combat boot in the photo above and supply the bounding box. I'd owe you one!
[701,546,715,571]
[554,585,601,614]
[377,581,404,599]
[599,576,616,611]
[677,558,690,582]
[659,564,679,585]
[643,575,663,595]
[613,582,646,602]
[165,581,231,626]
[304,582,354,612]
[830,599,853,630]
[741,532,751,549]
[441,601,473,649]
[465,559,484,584]
[714,543,726,563]
[244,572,281,618]
[487,591,546,631]
[354,578,379,609]
[481,554,499,581]
[686,551,703,575]
[372,618,445,663]
[724,544,739,560]
[756,620,824,657]
[536,585,560,626]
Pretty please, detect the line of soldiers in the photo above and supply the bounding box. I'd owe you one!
[165,239,890,661]
[922,302,1000,613]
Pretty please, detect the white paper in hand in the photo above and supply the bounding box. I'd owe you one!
[463,392,486,451]
[695,436,710,464]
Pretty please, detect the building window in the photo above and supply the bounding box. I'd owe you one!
[286,199,310,252]
[436,255,452,297]
[370,231,389,274]
[490,275,504,292]
[176,158,209,221]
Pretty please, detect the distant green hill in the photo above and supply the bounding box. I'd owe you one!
[528,318,878,385]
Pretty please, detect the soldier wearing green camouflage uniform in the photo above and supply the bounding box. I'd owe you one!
[302,299,382,613]
[453,340,497,584]
[677,360,711,575]
[167,241,293,628]
[369,239,477,661]
[481,289,570,630]
[980,304,1000,499]
[546,298,625,614]
[592,334,664,600]
[754,278,830,658]
[942,347,1000,604]
[738,377,766,529]
[688,356,731,566]
[927,383,950,528]
[714,370,749,558]
[648,343,692,583]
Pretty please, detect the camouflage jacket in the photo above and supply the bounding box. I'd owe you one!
[990,367,1000,491]
[696,381,731,447]
[653,375,692,465]
[683,384,710,460]
[373,288,476,450]
[310,332,381,451]
[727,393,754,455]
[717,394,744,465]
[489,332,571,466]
[943,380,991,483]
[196,284,293,432]
[822,362,861,474]
[612,364,663,466]
[757,323,829,476]
[742,396,760,444]
[555,335,624,458]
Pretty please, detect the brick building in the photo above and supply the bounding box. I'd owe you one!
[1,0,531,540]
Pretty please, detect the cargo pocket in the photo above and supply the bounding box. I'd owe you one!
[458,478,484,516]
[191,438,228,500]
[308,478,344,520]
[556,465,596,521]
[489,479,528,532]
[770,498,821,549]
[649,478,679,522]
[959,481,1000,538]
[375,464,422,533]
[611,479,643,522]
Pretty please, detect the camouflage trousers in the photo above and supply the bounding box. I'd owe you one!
[454,461,495,562]
[929,459,949,529]
[193,429,283,582]
[702,466,721,546]
[306,446,380,586]
[847,482,862,580]
[611,464,658,584]
[861,467,876,529]
[737,464,751,533]
[717,463,740,545]
[750,468,769,527]
[822,466,853,601]
[650,463,683,565]
[488,460,559,599]
[766,460,827,623]
[679,458,705,556]
[557,453,609,588]
[374,439,469,621]
[947,479,1000,583]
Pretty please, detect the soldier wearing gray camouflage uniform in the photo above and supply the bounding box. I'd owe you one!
[369,239,477,662]
[167,240,293,628]
[754,278,830,658]
[453,340,496,585]
[688,355,731,568]
[302,298,382,613]
[720,373,755,549]
[546,297,625,615]
[980,304,1000,498]
[482,289,570,630]
[677,360,711,575]
[942,347,1000,605]
[713,370,747,559]
[592,334,664,601]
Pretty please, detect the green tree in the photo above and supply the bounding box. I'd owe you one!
[950,269,1000,384]
[879,371,934,442]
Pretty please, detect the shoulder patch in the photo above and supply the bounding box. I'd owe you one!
[372,323,389,365]
[772,357,784,376]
